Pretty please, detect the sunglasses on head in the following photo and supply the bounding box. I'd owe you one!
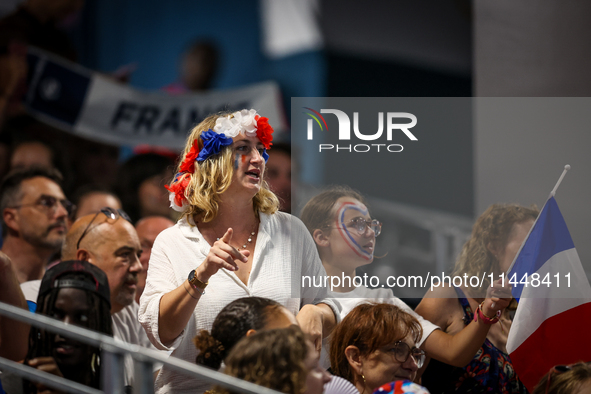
[544,362,590,394]
[76,207,131,249]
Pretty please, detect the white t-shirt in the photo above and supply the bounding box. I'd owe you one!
[111,302,161,387]
[320,286,439,369]
[20,279,41,306]
[138,212,339,394]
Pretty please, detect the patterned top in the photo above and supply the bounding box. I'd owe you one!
[421,287,528,394]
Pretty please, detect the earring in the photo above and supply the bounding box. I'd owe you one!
[360,371,367,394]
[91,353,100,374]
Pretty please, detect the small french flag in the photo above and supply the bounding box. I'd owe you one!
[506,196,591,391]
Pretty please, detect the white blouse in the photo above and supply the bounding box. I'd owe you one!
[138,211,338,394]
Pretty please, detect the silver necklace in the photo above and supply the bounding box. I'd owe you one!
[216,221,258,250]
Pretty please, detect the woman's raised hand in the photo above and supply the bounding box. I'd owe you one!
[199,228,250,280]
[484,277,512,315]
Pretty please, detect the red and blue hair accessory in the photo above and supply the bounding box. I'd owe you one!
[165,109,274,212]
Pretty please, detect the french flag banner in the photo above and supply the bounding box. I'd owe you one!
[506,196,591,391]
[23,47,287,149]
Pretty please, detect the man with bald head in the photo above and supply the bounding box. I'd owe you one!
[62,208,153,388]
[135,216,174,304]
[62,208,142,314]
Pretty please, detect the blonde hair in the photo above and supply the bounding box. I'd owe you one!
[173,111,279,223]
[452,203,539,296]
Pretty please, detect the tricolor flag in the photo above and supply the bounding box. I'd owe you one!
[506,196,591,391]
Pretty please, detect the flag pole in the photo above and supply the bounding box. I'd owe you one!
[506,164,571,275]
[550,165,571,197]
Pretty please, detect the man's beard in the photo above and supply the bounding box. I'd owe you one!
[23,222,66,251]
[114,274,138,308]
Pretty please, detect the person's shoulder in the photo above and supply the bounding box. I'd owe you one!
[114,302,138,320]
[348,285,394,300]
[262,210,291,224]
[424,282,458,299]
[21,279,41,302]
[154,218,185,241]
[262,211,308,232]
[415,283,461,326]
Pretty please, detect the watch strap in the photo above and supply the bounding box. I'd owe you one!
[188,269,208,290]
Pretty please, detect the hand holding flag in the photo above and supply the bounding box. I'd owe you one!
[506,166,591,391]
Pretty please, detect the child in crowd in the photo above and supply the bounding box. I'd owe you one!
[300,185,511,376]
[212,326,331,394]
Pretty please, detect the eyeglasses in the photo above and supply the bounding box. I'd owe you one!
[386,341,425,368]
[9,195,75,217]
[76,207,131,249]
[326,218,382,237]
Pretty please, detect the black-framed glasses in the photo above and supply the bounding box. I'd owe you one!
[326,218,382,237]
[9,195,75,217]
[76,207,131,249]
[386,341,426,368]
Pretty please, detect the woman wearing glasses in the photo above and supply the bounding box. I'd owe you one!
[138,110,338,394]
[301,186,513,376]
[301,186,438,368]
[329,303,428,394]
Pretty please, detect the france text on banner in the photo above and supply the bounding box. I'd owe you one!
[506,196,591,391]
[23,47,287,149]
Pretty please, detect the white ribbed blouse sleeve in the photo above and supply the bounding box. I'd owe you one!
[138,230,186,351]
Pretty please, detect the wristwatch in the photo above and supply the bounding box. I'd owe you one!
[188,269,208,290]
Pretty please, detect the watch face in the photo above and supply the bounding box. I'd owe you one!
[188,270,195,281]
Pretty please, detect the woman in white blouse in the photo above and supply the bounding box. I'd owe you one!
[138,109,338,394]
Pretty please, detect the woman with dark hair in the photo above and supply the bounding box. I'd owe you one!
[115,153,175,223]
[193,296,297,370]
[416,203,539,393]
[23,260,112,393]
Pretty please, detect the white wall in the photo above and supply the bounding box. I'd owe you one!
[475,1,591,274]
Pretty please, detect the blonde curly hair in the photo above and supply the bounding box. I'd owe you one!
[452,203,539,297]
[173,111,279,223]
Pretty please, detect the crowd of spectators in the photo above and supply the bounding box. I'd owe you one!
[0,2,589,394]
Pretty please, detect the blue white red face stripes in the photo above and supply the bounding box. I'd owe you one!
[334,201,374,261]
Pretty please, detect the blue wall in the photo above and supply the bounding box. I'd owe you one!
[83,0,326,117]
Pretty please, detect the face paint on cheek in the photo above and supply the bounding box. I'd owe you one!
[241,154,246,163]
[334,202,373,260]
[234,154,240,170]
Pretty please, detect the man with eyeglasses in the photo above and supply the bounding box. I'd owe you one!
[61,207,158,389]
[0,167,72,284]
